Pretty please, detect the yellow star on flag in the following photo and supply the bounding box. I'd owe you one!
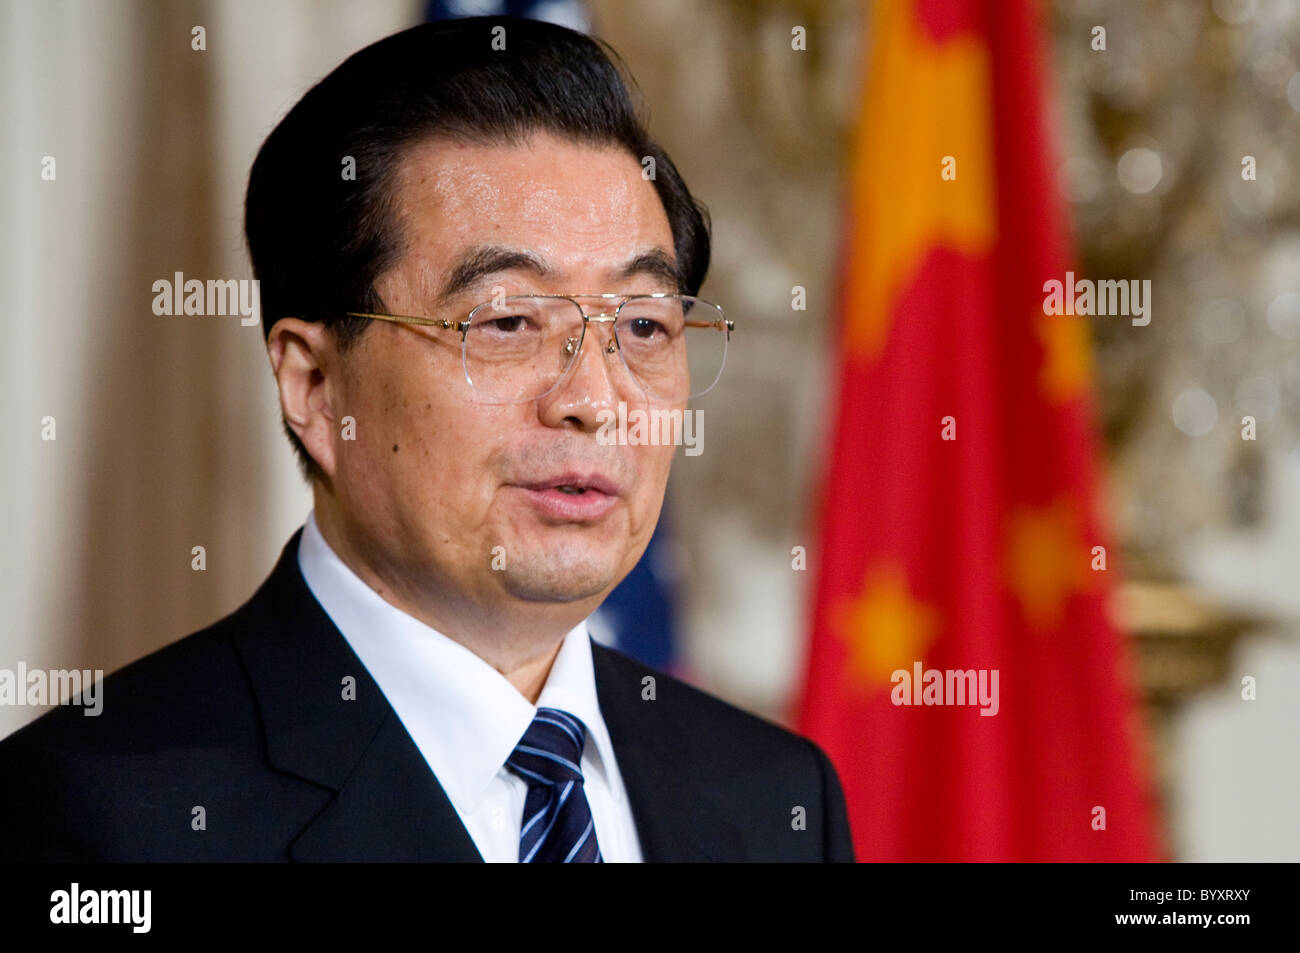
[834,562,941,691]
[842,0,996,361]
[1036,308,1094,403]
[1004,498,1093,631]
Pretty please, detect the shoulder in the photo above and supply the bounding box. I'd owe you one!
[592,640,816,760]
[0,608,254,757]
[0,607,278,861]
[591,640,854,861]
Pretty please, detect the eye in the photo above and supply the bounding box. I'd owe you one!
[488,315,529,333]
[626,316,666,339]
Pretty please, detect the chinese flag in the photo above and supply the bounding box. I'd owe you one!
[795,0,1162,861]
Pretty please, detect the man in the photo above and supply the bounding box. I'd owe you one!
[0,17,852,862]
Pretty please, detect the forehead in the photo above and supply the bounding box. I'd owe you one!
[389,133,674,281]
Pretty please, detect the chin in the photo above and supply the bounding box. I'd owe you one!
[498,545,624,605]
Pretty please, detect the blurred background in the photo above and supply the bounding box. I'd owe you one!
[2,0,1297,861]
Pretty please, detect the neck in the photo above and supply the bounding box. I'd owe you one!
[311,500,587,705]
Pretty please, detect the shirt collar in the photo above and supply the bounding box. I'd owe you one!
[295,511,616,814]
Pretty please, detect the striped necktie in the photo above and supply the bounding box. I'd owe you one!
[505,707,603,863]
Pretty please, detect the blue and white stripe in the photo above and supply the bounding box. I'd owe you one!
[505,706,603,863]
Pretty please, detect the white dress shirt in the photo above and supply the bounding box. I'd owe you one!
[296,511,643,862]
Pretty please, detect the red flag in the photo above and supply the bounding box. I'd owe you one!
[795,0,1163,861]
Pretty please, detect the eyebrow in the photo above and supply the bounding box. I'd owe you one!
[435,243,682,302]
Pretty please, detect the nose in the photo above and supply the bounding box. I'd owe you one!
[535,313,628,431]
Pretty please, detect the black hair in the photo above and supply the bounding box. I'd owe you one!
[244,16,712,480]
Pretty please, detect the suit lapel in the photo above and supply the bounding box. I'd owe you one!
[591,642,748,862]
[232,529,482,862]
[288,712,482,862]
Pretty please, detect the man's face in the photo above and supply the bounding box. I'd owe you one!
[324,132,682,618]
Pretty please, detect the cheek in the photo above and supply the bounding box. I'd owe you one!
[358,339,459,455]
[335,352,447,498]
[360,376,425,460]
[630,443,675,517]
[391,399,521,526]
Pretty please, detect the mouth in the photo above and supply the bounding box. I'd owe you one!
[522,474,620,495]
[513,473,622,522]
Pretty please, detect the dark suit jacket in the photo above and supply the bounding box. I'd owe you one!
[0,529,853,862]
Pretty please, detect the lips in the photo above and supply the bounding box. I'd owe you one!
[519,474,620,497]
[514,473,622,521]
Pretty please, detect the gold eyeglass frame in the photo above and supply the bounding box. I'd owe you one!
[342,292,735,403]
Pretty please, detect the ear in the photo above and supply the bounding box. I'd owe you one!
[267,318,344,478]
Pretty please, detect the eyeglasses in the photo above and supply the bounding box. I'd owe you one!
[343,293,734,404]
